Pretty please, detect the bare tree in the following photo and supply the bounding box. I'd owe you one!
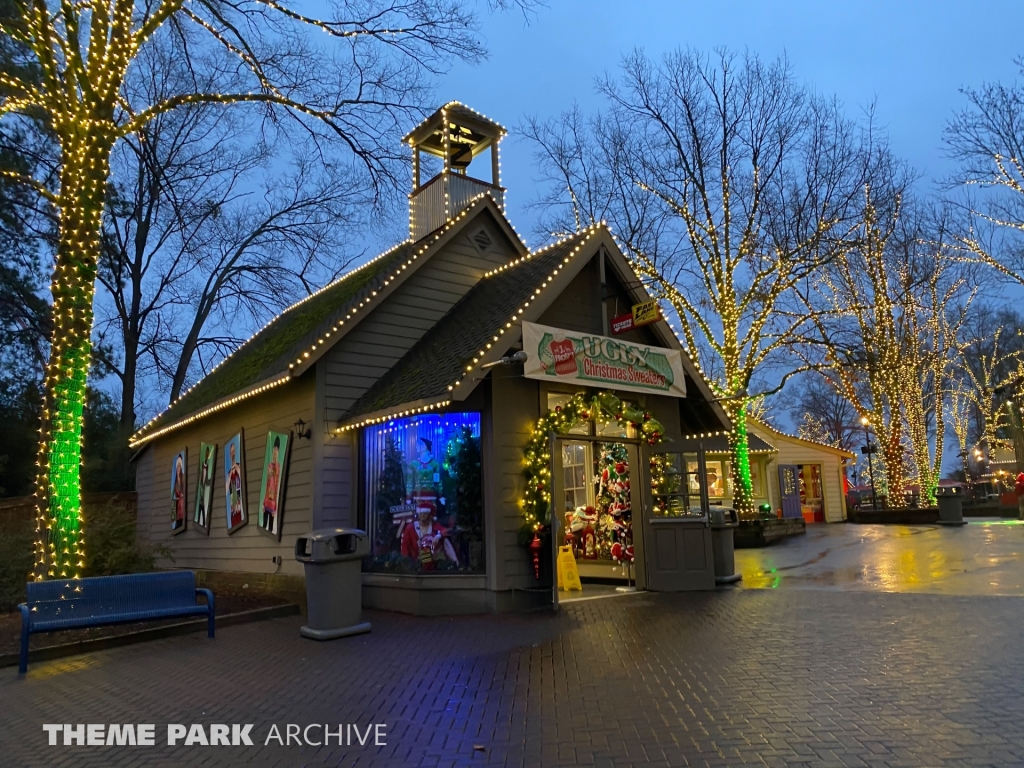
[944,57,1024,286]
[524,49,873,518]
[898,247,974,504]
[777,373,861,453]
[96,44,371,428]
[800,188,911,503]
[0,0,534,578]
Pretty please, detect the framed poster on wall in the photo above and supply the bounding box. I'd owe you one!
[257,430,291,541]
[193,442,217,535]
[170,448,187,535]
[224,430,247,534]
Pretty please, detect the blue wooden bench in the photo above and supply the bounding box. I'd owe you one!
[18,571,214,673]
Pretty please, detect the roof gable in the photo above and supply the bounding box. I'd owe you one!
[338,225,732,432]
[750,419,856,458]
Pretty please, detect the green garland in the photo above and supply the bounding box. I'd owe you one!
[521,391,664,537]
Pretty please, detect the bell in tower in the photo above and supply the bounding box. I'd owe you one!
[404,102,506,240]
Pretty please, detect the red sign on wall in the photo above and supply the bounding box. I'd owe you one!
[610,313,634,334]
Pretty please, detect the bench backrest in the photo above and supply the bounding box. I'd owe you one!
[25,571,198,623]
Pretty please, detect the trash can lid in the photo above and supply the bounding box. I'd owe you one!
[302,527,367,541]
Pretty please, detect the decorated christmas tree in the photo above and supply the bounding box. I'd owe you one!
[595,443,631,560]
[375,438,407,554]
[443,426,484,570]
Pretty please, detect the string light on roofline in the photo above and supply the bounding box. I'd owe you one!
[132,238,415,442]
[135,193,501,443]
[336,399,452,433]
[337,226,599,432]
[130,375,291,448]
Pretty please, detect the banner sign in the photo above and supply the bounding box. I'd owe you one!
[610,299,661,335]
[522,321,687,398]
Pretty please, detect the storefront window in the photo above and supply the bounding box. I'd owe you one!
[652,452,704,517]
[687,459,731,498]
[364,413,484,574]
[749,459,763,497]
[561,441,590,512]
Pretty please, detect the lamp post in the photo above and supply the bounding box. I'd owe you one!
[860,416,878,509]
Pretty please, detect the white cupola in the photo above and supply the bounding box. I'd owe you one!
[403,102,506,240]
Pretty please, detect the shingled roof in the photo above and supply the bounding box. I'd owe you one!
[340,232,588,426]
[131,242,411,444]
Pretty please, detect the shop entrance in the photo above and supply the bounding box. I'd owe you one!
[552,436,644,600]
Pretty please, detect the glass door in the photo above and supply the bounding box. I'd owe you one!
[642,449,715,592]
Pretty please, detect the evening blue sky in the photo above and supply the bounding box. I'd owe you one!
[435,0,1024,244]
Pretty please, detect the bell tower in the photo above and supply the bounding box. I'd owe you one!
[404,102,506,241]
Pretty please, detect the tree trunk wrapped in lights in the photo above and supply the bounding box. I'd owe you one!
[33,134,114,578]
[1,0,519,579]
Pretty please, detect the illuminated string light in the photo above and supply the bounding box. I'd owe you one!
[520,391,664,536]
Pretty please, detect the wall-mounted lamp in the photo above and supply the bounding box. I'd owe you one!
[293,418,312,440]
[480,350,528,369]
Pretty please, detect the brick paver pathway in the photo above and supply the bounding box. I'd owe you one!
[2,588,1022,767]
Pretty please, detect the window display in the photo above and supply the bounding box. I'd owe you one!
[563,441,633,562]
[364,413,484,574]
[651,452,704,517]
[688,459,730,499]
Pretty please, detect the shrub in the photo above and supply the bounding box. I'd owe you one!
[0,525,33,611]
[0,499,171,611]
[84,500,171,577]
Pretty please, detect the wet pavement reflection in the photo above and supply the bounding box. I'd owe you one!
[736,519,1024,596]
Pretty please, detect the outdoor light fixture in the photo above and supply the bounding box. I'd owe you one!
[293,418,312,440]
[480,350,528,369]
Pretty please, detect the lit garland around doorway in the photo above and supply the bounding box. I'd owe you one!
[520,391,664,541]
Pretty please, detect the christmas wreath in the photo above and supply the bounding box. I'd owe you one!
[520,391,664,546]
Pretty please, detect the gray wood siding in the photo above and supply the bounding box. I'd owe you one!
[537,256,602,335]
[488,366,541,590]
[315,211,519,527]
[136,373,316,576]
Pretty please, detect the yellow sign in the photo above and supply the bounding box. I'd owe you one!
[557,546,582,592]
[632,299,659,327]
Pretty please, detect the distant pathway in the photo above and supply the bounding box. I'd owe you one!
[736,519,1024,595]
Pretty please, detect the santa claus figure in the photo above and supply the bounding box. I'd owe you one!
[401,503,459,570]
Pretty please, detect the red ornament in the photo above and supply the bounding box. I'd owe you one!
[643,412,651,421]
[611,542,623,561]
[625,545,635,562]
[529,532,543,580]
[555,405,562,412]
[1016,473,1024,497]
[615,462,626,475]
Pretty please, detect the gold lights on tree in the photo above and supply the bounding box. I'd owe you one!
[0,0,491,579]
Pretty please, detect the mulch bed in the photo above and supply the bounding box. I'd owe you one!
[0,586,288,657]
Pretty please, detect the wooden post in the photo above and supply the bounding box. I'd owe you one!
[491,142,500,188]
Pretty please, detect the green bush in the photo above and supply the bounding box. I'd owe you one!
[0,499,171,611]
[84,500,171,577]
[0,525,33,611]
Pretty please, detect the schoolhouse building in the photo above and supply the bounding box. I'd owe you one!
[130,103,737,614]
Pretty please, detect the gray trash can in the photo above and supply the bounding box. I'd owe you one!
[709,507,742,584]
[935,487,967,526]
[295,528,372,640]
